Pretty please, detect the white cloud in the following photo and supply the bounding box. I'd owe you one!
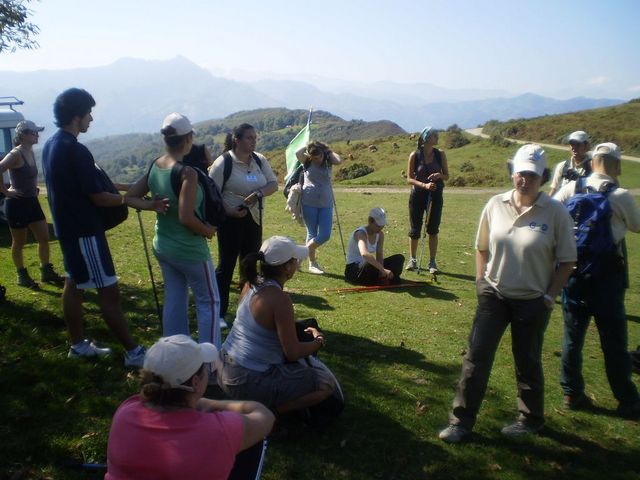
[586,76,610,86]
[627,85,640,92]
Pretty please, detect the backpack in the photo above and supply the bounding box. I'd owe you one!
[283,162,305,199]
[565,177,618,278]
[170,163,226,227]
[561,158,592,182]
[221,151,263,191]
[95,164,128,230]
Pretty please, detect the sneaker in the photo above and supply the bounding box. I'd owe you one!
[41,263,65,284]
[438,424,471,444]
[563,392,592,410]
[501,420,543,436]
[68,339,112,359]
[428,260,439,275]
[17,268,39,289]
[405,258,417,271]
[616,400,640,419]
[220,318,229,329]
[309,262,325,275]
[124,345,146,368]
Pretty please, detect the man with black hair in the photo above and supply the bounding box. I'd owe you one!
[42,88,154,367]
[548,130,591,197]
[554,142,640,417]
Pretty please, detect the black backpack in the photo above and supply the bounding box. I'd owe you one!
[283,162,306,199]
[95,164,128,230]
[170,163,226,227]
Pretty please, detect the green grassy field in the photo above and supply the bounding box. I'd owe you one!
[1,189,639,479]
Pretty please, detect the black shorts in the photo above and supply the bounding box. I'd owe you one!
[5,196,46,229]
[408,189,443,238]
[59,233,117,290]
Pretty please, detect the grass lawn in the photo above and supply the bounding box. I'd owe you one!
[0,189,639,479]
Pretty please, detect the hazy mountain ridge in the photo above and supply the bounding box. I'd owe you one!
[1,56,624,138]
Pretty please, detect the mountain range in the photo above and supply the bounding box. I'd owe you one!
[1,56,624,140]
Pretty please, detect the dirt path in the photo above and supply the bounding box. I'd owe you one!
[465,128,640,163]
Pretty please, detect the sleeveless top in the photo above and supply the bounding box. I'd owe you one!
[412,148,444,193]
[345,226,379,265]
[222,279,285,372]
[8,148,39,198]
[148,162,210,262]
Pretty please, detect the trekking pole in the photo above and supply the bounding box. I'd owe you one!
[136,209,162,321]
[258,196,263,241]
[416,193,433,275]
[331,188,347,260]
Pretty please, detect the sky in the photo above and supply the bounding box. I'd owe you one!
[2,0,640,99]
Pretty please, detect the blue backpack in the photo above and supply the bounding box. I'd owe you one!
[565,177,618,278]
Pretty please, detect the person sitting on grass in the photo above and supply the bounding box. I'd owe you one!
[344,207,405,286]
[217,236,338,420]
[106,334,274,480]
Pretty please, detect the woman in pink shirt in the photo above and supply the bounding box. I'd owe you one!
[106,334,274,480]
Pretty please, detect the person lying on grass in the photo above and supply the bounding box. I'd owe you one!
[106,334,274,480]
[217,236,338,421]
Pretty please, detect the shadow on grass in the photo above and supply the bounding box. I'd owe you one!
[627,314,640,324]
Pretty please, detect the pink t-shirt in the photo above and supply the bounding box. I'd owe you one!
[105,396,244,480]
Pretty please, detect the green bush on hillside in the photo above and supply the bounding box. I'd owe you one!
[443,130,470,149]
[489,134,512,147]
[336,163,374,180]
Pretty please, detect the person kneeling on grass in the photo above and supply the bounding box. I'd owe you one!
[344,207,405,286]
[217,236,339,422]
[106,334,274,480]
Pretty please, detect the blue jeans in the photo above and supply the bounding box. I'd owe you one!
[560,271,639,406]
[155,252,222,348]
[302,204,333,245]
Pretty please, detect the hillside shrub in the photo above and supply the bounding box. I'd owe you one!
[459,161,475,172]
[336,163,374,181]
[490,134,512,147]
[449,175,467,187]
[443,131,470,149]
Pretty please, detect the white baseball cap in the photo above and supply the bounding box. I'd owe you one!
[592,142,621,160]
[143,335,218,391]
[16,120,44,135]
[512,144,546,176]
[369,207,387,227]
[260,236,308,266]
[161,112,195,136]
[568,131,589,143]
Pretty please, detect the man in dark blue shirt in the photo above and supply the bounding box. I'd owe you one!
[42,88,149,367]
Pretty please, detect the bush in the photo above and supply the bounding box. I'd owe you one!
[459,161,475,172]
[489,134,512,147]
[335,163,374,180]
[443,131,470,149]
[449,175,467,187]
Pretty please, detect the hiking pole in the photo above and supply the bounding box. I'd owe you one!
[258,196,264,241]
[331,188,347,260]
[136,209,162,321]
[416,193,433,275]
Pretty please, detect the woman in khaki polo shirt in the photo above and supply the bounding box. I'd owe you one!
[439,144,576,443]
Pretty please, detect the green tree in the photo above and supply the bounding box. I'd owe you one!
[0,1,40,53]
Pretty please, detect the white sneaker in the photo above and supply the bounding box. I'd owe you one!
[68,339,112,359]
[309,262,325,275]
[220,318,229,329]
[124,345,146,368]
[428,260,439,274]
[405,258,417,271]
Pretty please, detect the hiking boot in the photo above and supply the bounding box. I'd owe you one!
[438,424,471,444]
[405,258,417,271]
[428,260,439,275]
[616,400,640,419]
[68,339,112,359]
[124,345,146,368]
[17,268,39,289]
[40,263,65,284]
[309,262,325,275]
[501,420,543,437]
[563,392,592,410]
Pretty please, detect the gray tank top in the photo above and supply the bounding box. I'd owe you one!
[8,148,38,198]
[222,279,285,372]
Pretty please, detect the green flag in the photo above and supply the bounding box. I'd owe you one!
[284,122,310,182]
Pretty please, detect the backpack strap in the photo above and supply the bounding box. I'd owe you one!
[222,151,265,191]
[573,175,587,195]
